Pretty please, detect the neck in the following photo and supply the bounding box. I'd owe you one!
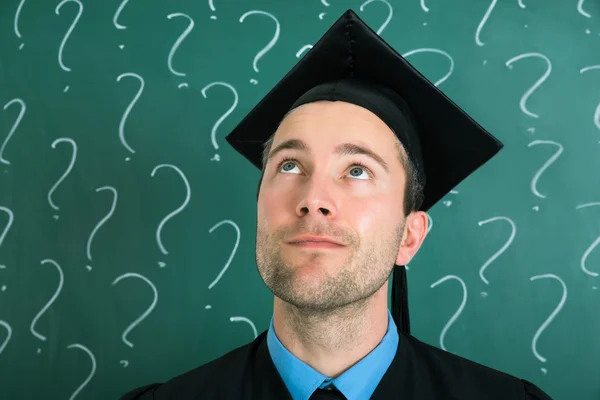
[272,284,389,378]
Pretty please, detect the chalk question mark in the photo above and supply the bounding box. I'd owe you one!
[55,0,83,93]
[296,44,313,58]
[529,273,567,374]
[578,0,591,18]
[48,138,77,220]
[430,275,467,351]
[318,0,329,20]
[575,202,600,279]
[205,219,240,309]
[30,259,64,353]
[0,207,14,270]
[0,320,11,355]
[14,0,25,49]
[113,0,130,30]
[66,343,96,400]
[201,82,239,162]
[116,72,144,161]
[528,140,563,211]
[505,53,552,119]
[167,13,195,89]
[477,216,516,297]
[359,0,393,35]
[475,0,498,46]
[0,98,26,167]
[150,164,191,268]
[208,0,218,19]
[229,316,258,338]
[402,49,454,87]
[111,273,158,354]
[579,65,600,143]
[85,187,117,272]
[239,10,280,85]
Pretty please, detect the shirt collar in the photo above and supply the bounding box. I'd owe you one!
[266,309,399,400]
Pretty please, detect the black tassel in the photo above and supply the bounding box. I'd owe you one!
[391,265,410,334]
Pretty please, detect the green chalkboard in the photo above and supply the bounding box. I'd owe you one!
[1,0,600,399]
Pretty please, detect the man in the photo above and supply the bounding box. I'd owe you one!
[120,9,552,400]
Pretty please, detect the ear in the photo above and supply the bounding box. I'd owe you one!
[395,211,429,265]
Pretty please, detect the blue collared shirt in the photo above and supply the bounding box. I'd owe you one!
[266,309,399,400]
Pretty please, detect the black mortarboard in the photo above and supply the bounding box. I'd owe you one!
[225,9,503,334]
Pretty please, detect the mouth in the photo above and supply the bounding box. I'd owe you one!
[286,241,345,249]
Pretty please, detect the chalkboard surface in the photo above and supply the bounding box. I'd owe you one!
[1,0,599,399]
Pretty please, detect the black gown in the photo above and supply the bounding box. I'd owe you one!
[120,330,552,399]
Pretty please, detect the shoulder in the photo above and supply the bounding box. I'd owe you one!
[399,333,552,399]
[119,332,266,400]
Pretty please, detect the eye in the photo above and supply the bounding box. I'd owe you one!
[277,157,372,180]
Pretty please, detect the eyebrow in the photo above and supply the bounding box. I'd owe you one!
[267,139,390,173]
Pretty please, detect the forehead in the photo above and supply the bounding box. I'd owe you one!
[274,101,398,147]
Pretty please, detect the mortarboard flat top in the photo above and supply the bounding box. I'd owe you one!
[225,8,503,212]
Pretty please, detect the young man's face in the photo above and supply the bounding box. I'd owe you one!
[256,100,425,313]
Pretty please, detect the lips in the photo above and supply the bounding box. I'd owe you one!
[289,241,343,248]
[287,235,344,246]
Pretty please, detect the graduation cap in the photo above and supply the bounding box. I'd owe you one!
[225,9,503,334]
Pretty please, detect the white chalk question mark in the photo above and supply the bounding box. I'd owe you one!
[579,65,600,143]
[201,82,239,162]
[359,0,393,35]
[529,273,567,374]
[477,216,516,296]
[0,320,11,355]
[575,202,600,279]
[360,0,394,35]
[239,10,280,85]
[85,187,118,271]
[229,316,258,338]
[528,140,563,211]
[402,48,454,87]
[30,259,64,353]
[205,220,240,309]
[66,343,96,400]
[578,0,591,17]
[207,220,240,290]
[208,0,217,19]
[475,0,498,46]
[0,98,26,167]
[14,0,26,49]
[0,207,14,270]
[113,0,130,30]
[505,53,552,119]
[55,0,83,93]
[116,72,145,161]
[430,275,467,352]
[318,0,329,20]
[150,164,191,268]
[111,273,158,351]
[48,138,77,220]
[296,44,313,58]
[167,13,194,89]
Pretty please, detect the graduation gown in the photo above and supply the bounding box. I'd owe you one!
[119,330,553,399]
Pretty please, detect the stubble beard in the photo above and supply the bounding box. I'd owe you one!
[256,221,404,317]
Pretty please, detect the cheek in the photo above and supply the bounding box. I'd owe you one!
[258,187,288,227]
[351,199,388,235]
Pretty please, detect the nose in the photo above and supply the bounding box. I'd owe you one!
[295,176,338,219]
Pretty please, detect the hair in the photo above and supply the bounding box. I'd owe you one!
[257,132,425,217]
